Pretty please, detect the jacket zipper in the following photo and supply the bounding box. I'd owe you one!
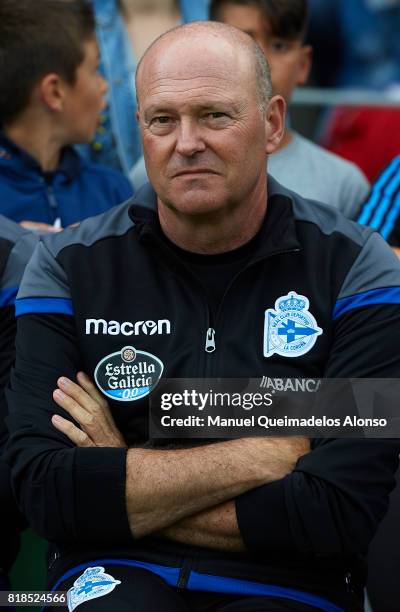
[205,327,216,353]
[48,550,60,571]
[203,307,216,378]
[143,229,216,368]
[344,571,352,594]
[142,227,299,376]
[202,247,300,376]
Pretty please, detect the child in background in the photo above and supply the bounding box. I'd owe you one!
[0,0,133,232]
[210,0,370,219]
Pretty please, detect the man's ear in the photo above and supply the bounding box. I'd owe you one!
[265,95,286,154]
[39,74,66,113]
[296,44,312,87]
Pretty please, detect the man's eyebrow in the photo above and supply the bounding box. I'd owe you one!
[144,105,174,118]
[199,101,239,111]
[143,101,240,118]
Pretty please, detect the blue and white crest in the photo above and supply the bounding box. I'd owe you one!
[67,566,121,611]
[264,292,322,358]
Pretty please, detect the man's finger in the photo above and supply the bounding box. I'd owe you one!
[76,371,108,409]
[57,377,102,416]
[51,414,94,447]
[76,372,118,431]
[53,388,123,446]
[53,388,99,429]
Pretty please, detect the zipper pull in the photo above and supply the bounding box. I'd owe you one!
[344,572,353,593]
[205,328,216,353]
[48,550,60,570]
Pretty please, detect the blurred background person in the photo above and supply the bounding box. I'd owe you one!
[81,0,210,186]
[357,155,400,251]
[307,0,400,183]
[356,154,400,611]
[308,0,400,90]
[0,0,133,232]
[209,0,370,218]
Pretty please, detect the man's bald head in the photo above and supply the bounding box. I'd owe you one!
[136,21,272,114]
[135,19,286,246]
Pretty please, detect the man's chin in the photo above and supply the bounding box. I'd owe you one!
[161,191,229,217]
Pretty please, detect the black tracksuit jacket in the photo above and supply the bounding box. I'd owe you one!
[0,216,37,571]
[5,179,400,610]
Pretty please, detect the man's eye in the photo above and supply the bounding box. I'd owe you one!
[152,116,171,124]
[207,112,227,119]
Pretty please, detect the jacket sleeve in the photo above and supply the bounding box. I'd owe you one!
[0,304,21,570]
[356,155,400,243]
[5,240,131,546]
[0,300,21,571]
[0,230,39,568]
[0,304,16,448]
[236,233,400,557]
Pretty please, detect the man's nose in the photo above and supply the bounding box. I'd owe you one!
[175,119,206,157]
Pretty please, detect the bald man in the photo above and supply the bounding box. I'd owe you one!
[6,22,400,612]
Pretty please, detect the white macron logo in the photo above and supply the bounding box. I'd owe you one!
[85,318,171,336]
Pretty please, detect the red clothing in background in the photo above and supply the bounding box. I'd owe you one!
[322,107,400,183]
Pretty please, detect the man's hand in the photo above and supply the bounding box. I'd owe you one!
[51,373,310,541]
[52,372,126,448]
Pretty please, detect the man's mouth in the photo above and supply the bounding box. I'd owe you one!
[173,169,218,177]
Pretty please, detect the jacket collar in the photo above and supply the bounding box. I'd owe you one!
[128,177,301,260]
[0,132,82,182]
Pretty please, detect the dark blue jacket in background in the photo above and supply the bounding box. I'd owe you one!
[0,133,133,227]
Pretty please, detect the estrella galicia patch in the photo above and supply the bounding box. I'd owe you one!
[264,292,322,358]
[67,566,121,611]
[94,345,164,402]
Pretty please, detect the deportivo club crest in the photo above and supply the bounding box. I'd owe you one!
[67,566,121,611]
[264,292,322,358]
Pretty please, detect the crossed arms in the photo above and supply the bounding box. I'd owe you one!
[52,373,309,551]
[8,309,399,556]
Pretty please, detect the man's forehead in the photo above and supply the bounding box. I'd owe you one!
[138,36,254,101]
[142,91,243,118]
[142,71,239,97]
[143,28,243,62]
